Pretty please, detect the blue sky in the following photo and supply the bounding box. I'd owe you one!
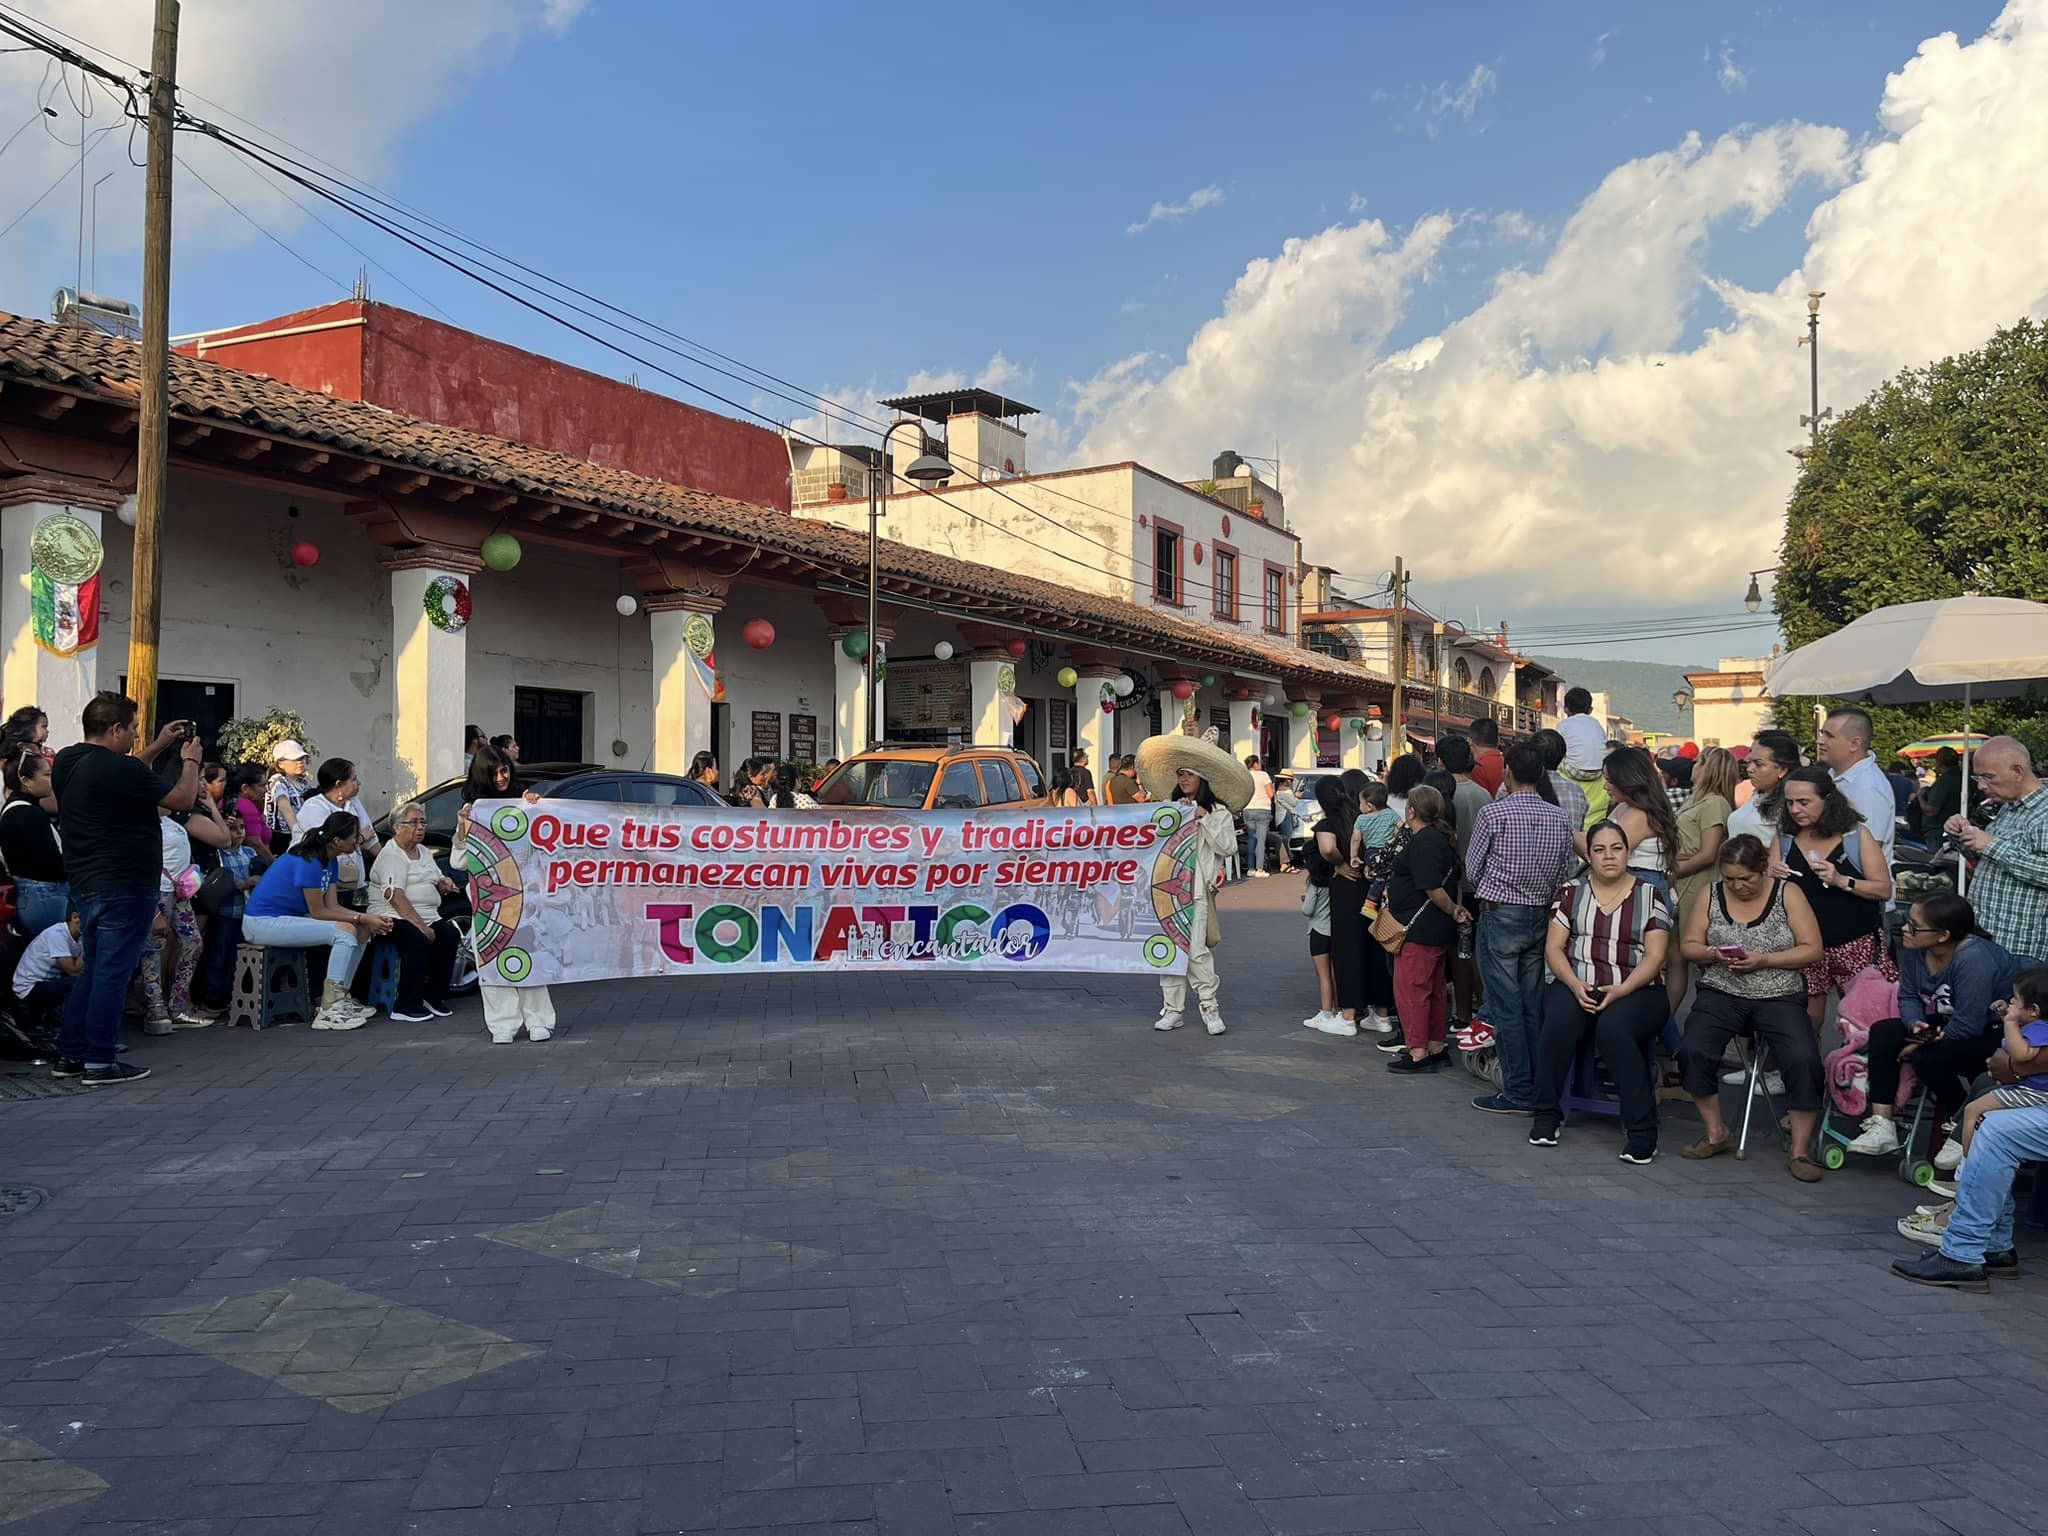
[1,0,2035,665]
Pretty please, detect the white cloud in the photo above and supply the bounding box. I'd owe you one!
[1717,44,1750,94]
[1346,192,1370,215]
[787,352,1031,449]
[1126,184,1225,236]
[1422,64,1497,137]
[1067,0,2048,624]
[1590,30,1617,70]
[0,2,585,315]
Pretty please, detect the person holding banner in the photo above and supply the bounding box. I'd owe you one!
[1138,735,1252,1037]
[455,745,557,1044]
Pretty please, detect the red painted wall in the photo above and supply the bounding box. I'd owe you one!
[179,300,792,511]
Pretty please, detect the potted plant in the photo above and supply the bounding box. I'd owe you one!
[826,480,848,501]
[1247,498,1265,519]
[216,706,316,769]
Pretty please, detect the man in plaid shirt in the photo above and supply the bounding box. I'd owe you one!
[1465,742,1579,1114]
[1948,738,2048,959]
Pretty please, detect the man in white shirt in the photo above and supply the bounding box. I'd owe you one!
[1817,708,1897,865]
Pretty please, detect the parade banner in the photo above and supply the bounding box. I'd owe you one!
[462,800,1210,986]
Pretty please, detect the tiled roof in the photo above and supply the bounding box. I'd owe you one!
[0,312,1387,694]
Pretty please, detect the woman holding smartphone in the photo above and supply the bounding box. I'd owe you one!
[1529,821,1673,1163]
[1676,833,1827,1180]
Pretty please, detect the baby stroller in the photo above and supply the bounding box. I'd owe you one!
[1815,967,1941,1186]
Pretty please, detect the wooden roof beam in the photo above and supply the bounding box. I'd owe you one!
[33,393,77,420]
[172,423,212,449]
[232,437,274,462]
[439,483,475,504]
[291,450,330,474]
[338,461,381,485]
[389,472,430,495]
[483,492,519,513]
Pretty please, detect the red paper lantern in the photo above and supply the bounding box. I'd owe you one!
[1169,679,1194,702]
[1006,638,1028,659]
[290,541,319,568]
[742,618,775,650]
[1233,687,1250,700]
[1368,705,1383,718]
[1323,713,1342,731]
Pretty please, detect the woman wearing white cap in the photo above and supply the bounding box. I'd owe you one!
[1136,734,1252,1037]
[263,739,309,856]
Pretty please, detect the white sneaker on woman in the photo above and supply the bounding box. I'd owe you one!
[312,1006,366,1031]
[1302,1011,1336,1031]
[1934,1137,1966,1172]
[1154,1012,1185,1032]
[1844,1115,1902,1156]
[1311,1015,1359,1038]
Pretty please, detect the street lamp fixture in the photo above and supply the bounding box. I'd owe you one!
[1673,689,1692,712]
[866,420,952,747]
[1743,566,1778,615]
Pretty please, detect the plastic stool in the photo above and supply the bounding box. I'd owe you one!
[364,940,400,1010]
[226,944,314,1030]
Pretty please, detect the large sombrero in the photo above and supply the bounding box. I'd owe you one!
[1135,734,1254,813]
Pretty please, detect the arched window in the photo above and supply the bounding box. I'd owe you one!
[1479,666,1496,697]
[1452,658,1473,691]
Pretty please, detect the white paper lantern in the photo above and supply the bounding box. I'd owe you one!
[1112,674,1135,698]
[933,641,955,661]
[116,496,138,527]
[614,594,639,617]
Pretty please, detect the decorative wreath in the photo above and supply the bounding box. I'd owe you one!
[424,575,471,633]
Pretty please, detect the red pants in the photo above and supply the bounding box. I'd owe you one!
[1394,941,1449,1052]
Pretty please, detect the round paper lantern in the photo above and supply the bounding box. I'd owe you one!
[1201,674,1217,689]
[1056,666,1079,689]
[933,641,955,662]
[1350,718,1368,736]
[1233,687,1250,700]
[742,618,776,650]
[116,498,138,527]
[840,630,870,660]
[1006,638,1028,659]
[1112,674,1135,698]
[1169,680,1195,702]
[614,594,639,617]
[1323,712,1342,731]
[1264,690,1279,706]
[480,531,523,572]
[1368,705,1384,718]
[290,540,320,568]
[1290,701,1311,718]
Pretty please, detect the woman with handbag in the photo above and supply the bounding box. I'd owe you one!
[1136,735,1251,1038]
[1382,784,1471,1075]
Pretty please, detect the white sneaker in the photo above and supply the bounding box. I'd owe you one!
[1311,1015,1358,1038]
[1203,1014,1227,1036]
[1363,1011,1397,1036]
[1926,1179,1958,1199]
[526,1027,553,1042]
[389,1008,435,1024]
[1761,1071,1785,1096]
[1251,870,1270,879]
[1935,1137,1966,1173]
[1721,1066,1748,1085]
[1302,1011,1335,1031]
[1897,1212,1945,1248]
[1154,1013,1185,1032]
[312,1006,366,1031]
[1844,1116,1902,1156]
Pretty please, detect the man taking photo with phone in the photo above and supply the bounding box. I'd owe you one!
[50,694,201,1085]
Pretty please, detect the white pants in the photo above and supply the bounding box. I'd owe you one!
[482,984,555,1042]
[1159,931,1219,1019]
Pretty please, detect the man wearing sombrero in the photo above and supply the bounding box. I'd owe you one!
[1136,734,1252,1036]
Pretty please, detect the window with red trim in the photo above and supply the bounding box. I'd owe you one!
[1212,542,1239,620]
[1153,519,1184,605]
[1263,562,1286,632]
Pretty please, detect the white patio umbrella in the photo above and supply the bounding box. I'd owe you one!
[1765,595,2048,888]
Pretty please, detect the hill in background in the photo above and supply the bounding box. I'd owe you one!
[1528,654,1701,738]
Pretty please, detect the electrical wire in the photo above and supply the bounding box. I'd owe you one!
[0,120,116,242]
[174,146,349,295]
[0,101,53,162]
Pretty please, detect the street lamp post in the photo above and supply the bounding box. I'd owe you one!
[1743,566,1779,615]
[1796,291,1830,447]
[867,419,952,748]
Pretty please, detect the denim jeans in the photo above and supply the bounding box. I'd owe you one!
[1242,811,1272,875]
[14,876,68,937]
[59,888,161,1067]
[1477,902,1551,1107]
[242,913,365,986]
[1941,1104,2048,1263]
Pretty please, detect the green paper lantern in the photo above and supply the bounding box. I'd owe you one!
[480,531,523,572]
[1200,673,1217,689]
[1056,665,1079,689]
[1289,701,1311,718]
[1351,718,1369,736]
[840,630,871,660]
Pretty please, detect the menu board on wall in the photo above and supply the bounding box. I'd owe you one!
[752,711,782,758]
[790,713,818,764]
[885,661,969,730]
[1049,701,1069,752]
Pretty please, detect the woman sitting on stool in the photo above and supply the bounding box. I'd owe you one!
[1530,820,1673,1162]
[367,801,463,1024]
[243,810,391,1029]
[1844,893,2019,1161]
[1676,833,1827,1180]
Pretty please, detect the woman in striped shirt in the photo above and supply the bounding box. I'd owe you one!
[1530,820,1673,1162]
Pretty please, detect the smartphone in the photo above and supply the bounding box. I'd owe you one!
[1583,986,1606,1005]
[1717,945,1747,961]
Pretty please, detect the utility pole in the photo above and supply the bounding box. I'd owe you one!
[1388,556,1408,759]
[128,0,179,742]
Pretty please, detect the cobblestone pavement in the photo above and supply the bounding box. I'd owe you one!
[3,878,2046,1536]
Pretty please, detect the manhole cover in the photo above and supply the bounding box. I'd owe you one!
[0,1185,48,1219]
[0,1072,82,1102]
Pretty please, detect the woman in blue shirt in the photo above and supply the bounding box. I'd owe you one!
[1844,892,2020,1158]
[243,810,392,1029]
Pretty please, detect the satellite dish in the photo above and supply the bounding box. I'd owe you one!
[1232,464,1253,477]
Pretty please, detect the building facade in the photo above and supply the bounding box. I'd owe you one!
[1683,654,1777,748]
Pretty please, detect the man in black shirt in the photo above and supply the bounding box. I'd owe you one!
[51,691,201,1084]
[1070,749,1098,807]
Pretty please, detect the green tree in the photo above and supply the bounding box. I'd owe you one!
[1772,317,2048,758]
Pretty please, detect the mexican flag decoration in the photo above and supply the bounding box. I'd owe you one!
[29,513,104,659]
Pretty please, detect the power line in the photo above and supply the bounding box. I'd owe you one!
[174,145,348,294]
[0,120,116,242]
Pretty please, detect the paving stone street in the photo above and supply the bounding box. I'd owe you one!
[3,879,2046,1536]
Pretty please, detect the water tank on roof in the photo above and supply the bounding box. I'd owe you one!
[1212,449,1244,480]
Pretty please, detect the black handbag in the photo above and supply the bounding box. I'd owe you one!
[193,865,239,918]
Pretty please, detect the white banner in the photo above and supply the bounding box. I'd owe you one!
[462,800,1208,986]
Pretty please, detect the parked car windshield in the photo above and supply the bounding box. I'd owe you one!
[816,759,937,808]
